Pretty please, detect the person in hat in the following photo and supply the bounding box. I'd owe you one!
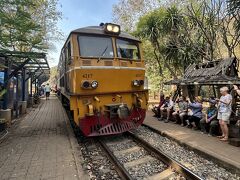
[172,96,188,126]
[186,96,203,130]
[216,86,232,141]
[200,99,218,135]
[44,83,51,100]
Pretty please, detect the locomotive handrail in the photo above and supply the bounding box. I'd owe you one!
[65,89,148,97]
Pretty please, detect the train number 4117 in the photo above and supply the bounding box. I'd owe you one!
[82,74,93,78]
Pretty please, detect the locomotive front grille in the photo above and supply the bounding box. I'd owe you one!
[104,103,127,119]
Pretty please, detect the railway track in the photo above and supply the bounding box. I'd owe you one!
[98,132,202,180]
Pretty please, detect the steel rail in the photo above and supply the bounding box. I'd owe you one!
[97,138,134,180]
[126,131,203,180]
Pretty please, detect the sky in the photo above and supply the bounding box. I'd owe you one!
[48,0,119,67]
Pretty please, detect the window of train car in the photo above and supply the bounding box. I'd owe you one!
[78,35,114,58]
[116,39,140,60]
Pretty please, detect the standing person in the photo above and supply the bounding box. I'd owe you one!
[187,96,203,130]
[216,87,232,141]
[200,101,218,135]
[44,83,51,100]
[172,96,188,126]
[159,96,174,123]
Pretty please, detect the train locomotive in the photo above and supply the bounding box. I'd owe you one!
[58,23,148,136]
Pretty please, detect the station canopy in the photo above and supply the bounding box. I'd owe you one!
[166,57,240,85]
[0,50,50,84]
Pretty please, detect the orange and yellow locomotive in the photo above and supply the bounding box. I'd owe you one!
[58,23,148,136]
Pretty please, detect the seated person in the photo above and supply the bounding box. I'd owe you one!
[159,96,174,123]
[200,100,218,135]
[152,93,165,118]
[186,96,203,130]
[172,96,188,126]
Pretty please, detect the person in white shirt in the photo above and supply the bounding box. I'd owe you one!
[44,83,51,100]
[216,87,232,141]
[160,96,174,123]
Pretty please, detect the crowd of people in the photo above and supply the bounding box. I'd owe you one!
[152,86,240,142]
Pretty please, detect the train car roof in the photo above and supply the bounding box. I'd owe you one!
[71,26,140,42]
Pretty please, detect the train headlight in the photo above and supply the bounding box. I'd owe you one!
[132,80,144,87]
[139,80,144,86]
[82,81,90,89]
[91,81,98,89]
[113,26,120,33]
[104,23,120,35]
[133,80,140,87]
[106,25,113,31]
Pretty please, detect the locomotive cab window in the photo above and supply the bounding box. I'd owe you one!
[66,41,72,64]
[116,39,140,60]
[78,35,114,58]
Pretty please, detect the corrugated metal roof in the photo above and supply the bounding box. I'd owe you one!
[165,57,240,85]
[184,57,236,78]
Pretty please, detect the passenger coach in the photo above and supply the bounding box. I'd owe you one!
[58,23,148,136]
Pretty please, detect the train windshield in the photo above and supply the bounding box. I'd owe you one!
[78,35,114,58]
[116,39,140,60]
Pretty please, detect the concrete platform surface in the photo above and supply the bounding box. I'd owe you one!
[144,111,240,173]
[0,96,89,180]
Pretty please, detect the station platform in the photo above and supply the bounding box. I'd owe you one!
[0,96,88,180]
[143,111,240,174]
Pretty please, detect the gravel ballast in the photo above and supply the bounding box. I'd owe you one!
[132,126,240,180]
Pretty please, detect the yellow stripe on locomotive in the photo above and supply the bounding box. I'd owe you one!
[58,23,148,136]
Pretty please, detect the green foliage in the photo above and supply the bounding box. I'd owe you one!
[48,66,58,86]
[113,0,240,93]
[0,0,62,52]
[112,0,162,32]
[136,6,203,79]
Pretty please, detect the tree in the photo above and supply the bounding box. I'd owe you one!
[219,9,240,57]
[143,40,172,91]
[0,0,62,52]
[112,0,162,32]
[186,0,223,61]
[186,0,240,58]
[113,0,240,93]
[136,8,179,79]
[136,6,204,79]
[227,0,240,31]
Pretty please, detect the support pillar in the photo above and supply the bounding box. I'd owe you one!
[22,68,26,101]
[181,85,188,97]
[30,75,33,97]
[36,79,39,95]
[27,97,34,108]
[34,80,37,94]
[15,74,19,118]
[3,59,9,110]
[19,101,27,114]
